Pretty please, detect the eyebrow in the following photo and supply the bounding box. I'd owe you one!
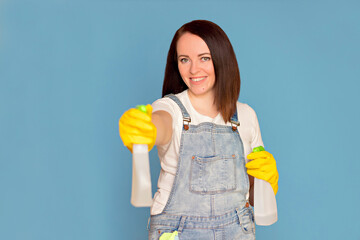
[178,53,211,59]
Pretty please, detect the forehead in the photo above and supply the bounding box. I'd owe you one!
[176,32,210,55]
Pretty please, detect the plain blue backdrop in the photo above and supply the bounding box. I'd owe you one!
[1,0,359,239]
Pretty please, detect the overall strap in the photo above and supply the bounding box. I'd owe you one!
[165,94,191,130]
[230,106,240,131]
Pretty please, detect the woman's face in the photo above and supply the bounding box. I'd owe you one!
[176,32,215,98]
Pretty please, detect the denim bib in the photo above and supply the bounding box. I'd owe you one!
[149,95,255,240]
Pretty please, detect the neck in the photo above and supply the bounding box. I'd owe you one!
[187,90,218,118]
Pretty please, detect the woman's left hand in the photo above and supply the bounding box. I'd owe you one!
[246,151,279,195]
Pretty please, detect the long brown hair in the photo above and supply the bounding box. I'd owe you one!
[162,20,241,122]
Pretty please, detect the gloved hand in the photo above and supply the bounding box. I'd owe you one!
[246,151,279,195]
[119,104,157,153]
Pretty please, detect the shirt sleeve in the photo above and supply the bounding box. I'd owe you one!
[151,98,176,121]
[248,105,264,149]
[151,97,180,152]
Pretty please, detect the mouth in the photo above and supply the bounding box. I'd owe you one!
[190,76,207,84]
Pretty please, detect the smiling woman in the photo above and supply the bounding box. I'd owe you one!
[162,20,241,122]
[118,20,279,240]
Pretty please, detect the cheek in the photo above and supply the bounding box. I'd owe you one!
[204,63,215,76]
[178,65,188,79]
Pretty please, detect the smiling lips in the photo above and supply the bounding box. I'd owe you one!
[190,76,207,85]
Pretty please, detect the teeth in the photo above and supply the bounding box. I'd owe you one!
[191,77,206,82]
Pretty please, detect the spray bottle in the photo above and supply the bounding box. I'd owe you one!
[252,146,278,225]
[130,105,153,207]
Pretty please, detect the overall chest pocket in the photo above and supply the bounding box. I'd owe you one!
[189,155,237,194]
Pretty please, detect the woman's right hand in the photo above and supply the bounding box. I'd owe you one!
[118,104,157,153]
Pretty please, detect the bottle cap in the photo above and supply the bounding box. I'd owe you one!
[253,146,265,152]
[136,105,147,114]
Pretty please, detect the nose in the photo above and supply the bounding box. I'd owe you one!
[190,60,200,75]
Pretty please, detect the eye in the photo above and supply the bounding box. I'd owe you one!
[179,58,189,63]
[201,56,211,62]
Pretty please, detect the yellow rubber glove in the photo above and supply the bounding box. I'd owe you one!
[246,151,279,195]
[118,104,156,153]
[159,231,179,240]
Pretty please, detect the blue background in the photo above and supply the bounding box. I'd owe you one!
[1,0,359,239]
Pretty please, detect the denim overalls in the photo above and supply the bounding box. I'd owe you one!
[149,95,255,240]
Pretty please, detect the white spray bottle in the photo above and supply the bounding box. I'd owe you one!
[130,105,153,207]
[252,146,278,225]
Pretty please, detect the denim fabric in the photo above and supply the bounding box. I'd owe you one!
[149,95,255,240]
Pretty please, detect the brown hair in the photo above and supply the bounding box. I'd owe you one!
[162,20,241,122]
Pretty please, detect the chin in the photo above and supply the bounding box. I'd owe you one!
[189,88,212,96]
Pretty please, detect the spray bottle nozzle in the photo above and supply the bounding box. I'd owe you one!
[253,146,265,153]
[136,105,147,114]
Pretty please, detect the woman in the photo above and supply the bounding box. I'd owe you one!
[119,20,278,240]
